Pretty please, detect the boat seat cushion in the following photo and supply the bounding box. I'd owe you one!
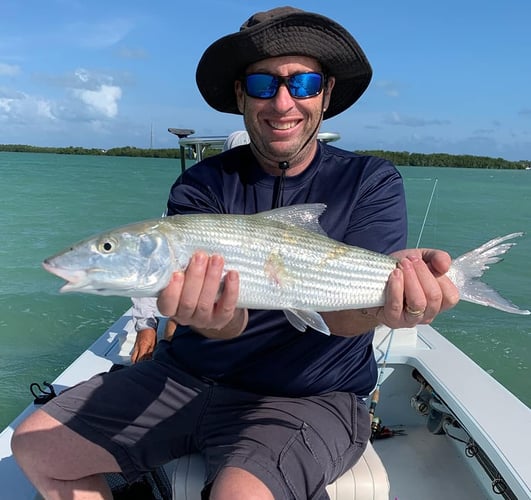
[171,441,389,499]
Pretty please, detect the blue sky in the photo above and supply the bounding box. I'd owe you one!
[1,1,530,160]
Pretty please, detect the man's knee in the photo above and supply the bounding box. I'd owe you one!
[210,467,274,500]
[12,408,122,479]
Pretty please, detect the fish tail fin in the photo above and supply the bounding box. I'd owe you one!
[449,232,530,315]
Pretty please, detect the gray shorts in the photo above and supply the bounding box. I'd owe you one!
[43,357,370,499]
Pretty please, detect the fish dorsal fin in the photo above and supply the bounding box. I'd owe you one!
[259,203,327,236]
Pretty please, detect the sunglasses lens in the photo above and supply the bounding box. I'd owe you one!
[244,74,278,99]
[244,73,324,99]
[289,73,323,98]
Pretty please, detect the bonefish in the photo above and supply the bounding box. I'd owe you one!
[42,204,530,335]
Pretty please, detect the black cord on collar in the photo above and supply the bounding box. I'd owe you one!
[273,161,290,208]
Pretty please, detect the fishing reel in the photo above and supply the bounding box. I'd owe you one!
[410,369,454,434]
[410,369,432,416]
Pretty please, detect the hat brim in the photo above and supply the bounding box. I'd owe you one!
[196,11,372,119]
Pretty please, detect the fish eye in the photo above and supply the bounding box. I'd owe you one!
[97,238,117,254]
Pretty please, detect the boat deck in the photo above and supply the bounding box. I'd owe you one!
[375,425,489,499]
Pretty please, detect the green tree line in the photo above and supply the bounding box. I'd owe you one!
[0,144,182,159]
[355,150,530,170]
[1,143,529,168]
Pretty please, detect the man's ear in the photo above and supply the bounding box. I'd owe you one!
[323,76,335,111]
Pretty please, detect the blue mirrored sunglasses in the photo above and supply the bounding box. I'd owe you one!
[243,72,325,99]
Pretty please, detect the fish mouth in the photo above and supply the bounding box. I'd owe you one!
[42,261,89,292]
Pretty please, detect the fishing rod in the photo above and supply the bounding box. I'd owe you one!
[368,328,394,439]
[415,178,438,248]
[369,177,439,439]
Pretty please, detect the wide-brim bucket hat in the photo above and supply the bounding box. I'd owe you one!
[196,6,372,120]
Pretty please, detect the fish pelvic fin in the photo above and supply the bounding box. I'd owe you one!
[448,233,530,315]
[284,309,331,335]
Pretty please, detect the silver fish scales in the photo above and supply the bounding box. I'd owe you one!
[181,209,393,310]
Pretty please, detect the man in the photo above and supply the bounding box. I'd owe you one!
[12,7,458,499]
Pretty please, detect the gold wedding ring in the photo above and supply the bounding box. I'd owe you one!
[405,305,425,317]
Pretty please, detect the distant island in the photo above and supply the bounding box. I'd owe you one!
[0,143,529,169]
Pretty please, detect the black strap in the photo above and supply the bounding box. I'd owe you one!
[30,381,57,405]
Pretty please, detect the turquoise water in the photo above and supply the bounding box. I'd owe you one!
[0,153,529,429]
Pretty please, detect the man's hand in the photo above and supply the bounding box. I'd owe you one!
[373,248,459,328]
[324,248,459,336]
[157,252,247,339]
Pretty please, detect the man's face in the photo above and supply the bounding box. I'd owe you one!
[235,56,335,172]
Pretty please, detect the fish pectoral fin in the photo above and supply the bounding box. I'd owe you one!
[284,309,331,336]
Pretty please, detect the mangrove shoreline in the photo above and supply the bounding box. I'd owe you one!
[0,144,529,169]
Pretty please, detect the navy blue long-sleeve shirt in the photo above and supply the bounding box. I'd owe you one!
[155,142,407,398]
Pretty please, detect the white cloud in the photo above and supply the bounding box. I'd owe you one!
[36,100,56,120]
[0,66,123,127]
[0,98,11,113]
[374,80,400,97]
[385,111,451,127]
[116,47,148,60]
[65,19,134,49]
[75,68,90,84]
[0,62,20,76]
[46,68,124,120]
[73,84,122,118]
[0,90,55,124]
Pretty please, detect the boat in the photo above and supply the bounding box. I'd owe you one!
[0,133,529,500]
